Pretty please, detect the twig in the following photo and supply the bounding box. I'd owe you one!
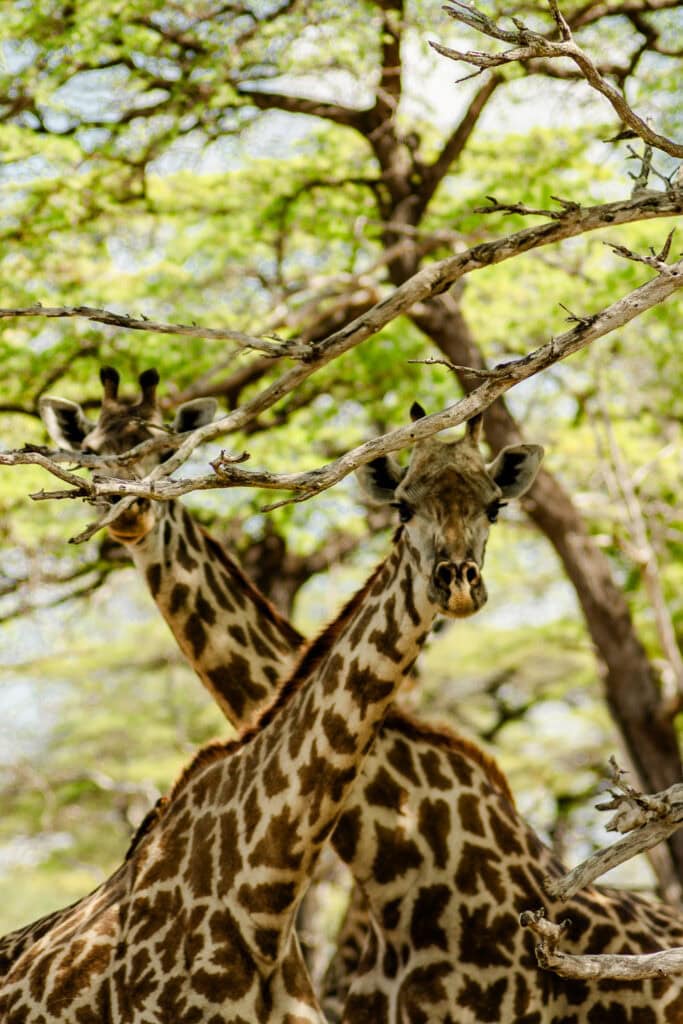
[628,142,654,194]
[406,357,495,379]
[474,195,581,220]
[0,304,313,359]
[604,229,676,273]
[0,450,95,494]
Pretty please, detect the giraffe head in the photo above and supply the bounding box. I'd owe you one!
[357,405,543,616]
[39,367,216,541]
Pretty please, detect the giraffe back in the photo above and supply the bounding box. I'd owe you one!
[335,712,683,1023]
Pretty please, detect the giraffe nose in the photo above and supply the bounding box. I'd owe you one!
[434,560,481,591]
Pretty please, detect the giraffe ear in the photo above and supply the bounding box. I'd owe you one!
[487,444,544,499]
[172,398,217,433]
[38,396,94,450]
[357,455,406,504]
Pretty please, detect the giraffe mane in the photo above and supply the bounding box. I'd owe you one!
[124,796,170,860]
[383,709,515,804]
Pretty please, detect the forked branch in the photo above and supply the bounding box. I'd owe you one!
[522,756,683,980]
[543,757,683,902]
[1,246,681,539]
[432,0,683,158]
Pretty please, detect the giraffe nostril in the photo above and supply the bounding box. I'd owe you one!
[434,561,455,587]
[463,562,480,586]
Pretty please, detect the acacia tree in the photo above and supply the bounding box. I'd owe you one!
[0,0,682,916]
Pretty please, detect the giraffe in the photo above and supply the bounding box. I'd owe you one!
[39,366,304,726]
[332,710,683,1023]
[33,368,541,1000]
[31,370,683,1023]
[1,397,537,1021]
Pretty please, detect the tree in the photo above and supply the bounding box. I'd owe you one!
[0,0,681,936]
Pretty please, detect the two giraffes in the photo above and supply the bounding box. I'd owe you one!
[2,367,683,1023]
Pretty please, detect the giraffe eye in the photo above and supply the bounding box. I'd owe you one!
[486,500,506,523]
[392,500,413,523]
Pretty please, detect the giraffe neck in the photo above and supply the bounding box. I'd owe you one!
[123,500,304,726]
[333,712,683,1023]
[140,533,439,961]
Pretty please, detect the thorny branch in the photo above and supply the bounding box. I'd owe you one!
[544,757,683,901]
[432,0,683,159]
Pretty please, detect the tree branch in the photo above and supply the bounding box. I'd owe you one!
[0,305,311,359]
[521,908,683,979]
[3,249,681,529]
[235,86,366,130]
[3,191,682,542]
[544,758,683,900]
[433,0,683,157]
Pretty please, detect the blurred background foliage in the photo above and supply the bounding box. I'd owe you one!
[0,0,681,933]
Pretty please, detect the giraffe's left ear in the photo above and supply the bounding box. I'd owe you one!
[39,397,95,450]
[173,398,217,433]
[487,444,544,499]
[357,455,406,504]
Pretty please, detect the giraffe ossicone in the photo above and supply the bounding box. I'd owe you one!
[2,377,543,1022]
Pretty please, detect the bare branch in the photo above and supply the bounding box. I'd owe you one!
[433,1,683,157]
[3,192,682,540]
[544,759,683,900]
[605,229,677,272]
[407,356,495,379]
[521,908,683,979]
[0,304,312,359]
[235,86,366,131]
[0,449,94,495]
[11,249,676,522]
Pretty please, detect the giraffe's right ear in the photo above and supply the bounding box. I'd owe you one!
[38,397,94,450]
[172,398,217,433]
[356,456,406,504]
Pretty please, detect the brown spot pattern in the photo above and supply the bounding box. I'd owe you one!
[418,797,450,869]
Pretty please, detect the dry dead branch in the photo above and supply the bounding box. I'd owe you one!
[0,304,311,359]
[542,758,683,901]
[521,908,683,979]
[433,0,683,159]
[1,241,681,541]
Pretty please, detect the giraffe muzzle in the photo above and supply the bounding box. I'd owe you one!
[431,559,487,616]
[106,498,155,542]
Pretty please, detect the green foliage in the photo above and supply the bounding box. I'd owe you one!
[0,0,681,934]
